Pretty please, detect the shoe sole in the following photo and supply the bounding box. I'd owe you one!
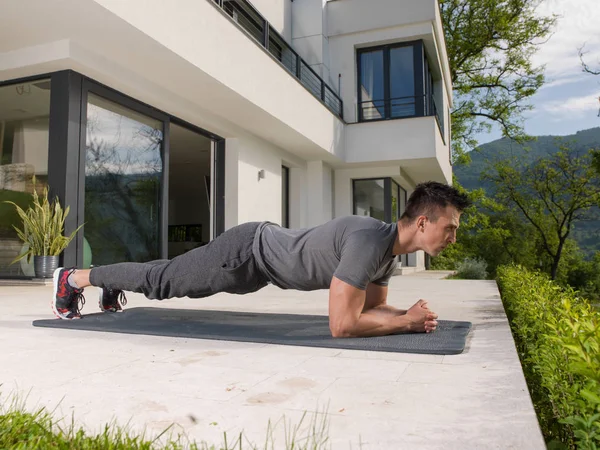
[51,267,80,320]
[98,287,122,313]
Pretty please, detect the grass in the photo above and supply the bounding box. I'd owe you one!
[0,394,332,450]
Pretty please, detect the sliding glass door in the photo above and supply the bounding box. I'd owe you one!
[0,78,51,277]
[84,93,164,265]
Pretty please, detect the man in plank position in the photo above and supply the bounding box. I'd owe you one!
[52,181,469,337]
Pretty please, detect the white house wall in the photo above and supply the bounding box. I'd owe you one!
[89,0,344,159]
[432,4,453,98]
[225,134,312,229]
[291,0,333,86]
[345,117,436,162]
[326,0,436,37]
[0,0,345,163]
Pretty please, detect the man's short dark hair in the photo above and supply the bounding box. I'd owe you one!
[400,181,471,222]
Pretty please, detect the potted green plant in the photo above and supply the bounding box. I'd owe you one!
[4,177,82,278]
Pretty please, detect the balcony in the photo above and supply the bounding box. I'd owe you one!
[359,94,445,143]
[211,0,343,119]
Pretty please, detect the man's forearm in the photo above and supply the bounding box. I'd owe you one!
[367,304,407,316]
[338,311,413,338]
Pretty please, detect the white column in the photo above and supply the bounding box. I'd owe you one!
[289,167,307,228]
[322,164,333,222]
[291,0,332,86]
[307,160,325,227]
[223,138,239,231]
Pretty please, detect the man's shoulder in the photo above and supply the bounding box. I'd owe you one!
[329,215,387,229]
[338,218,396,252]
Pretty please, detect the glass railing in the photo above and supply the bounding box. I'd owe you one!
[211,0,343,119]
[359,94,444,140]
[429,94,445,143]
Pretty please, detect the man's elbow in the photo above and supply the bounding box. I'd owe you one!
[329,323,355,338]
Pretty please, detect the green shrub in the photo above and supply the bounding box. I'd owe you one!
[497,265,600,449]
[455,257,488,279]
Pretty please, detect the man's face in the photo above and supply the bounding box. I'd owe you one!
[418,206,461,257]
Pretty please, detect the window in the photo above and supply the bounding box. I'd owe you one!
[0,79,51,277]
[358,41,430,122]
[84,93,164,265]
[353,179,385,221]
[353,177,410,265]
[353,178,407,224]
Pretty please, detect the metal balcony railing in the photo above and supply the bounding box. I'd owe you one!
[211,0,344,119]
[359,94,445,139]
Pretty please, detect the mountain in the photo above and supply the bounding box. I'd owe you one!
[454,127,600,258]
[455,127,600,192]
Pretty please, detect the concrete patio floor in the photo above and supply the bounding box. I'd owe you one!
[0,273,545,449]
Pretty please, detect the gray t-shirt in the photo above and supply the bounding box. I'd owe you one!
[252,216,398,291]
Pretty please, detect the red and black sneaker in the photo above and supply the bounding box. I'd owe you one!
[98,288,127,313]
[52,267,85,320]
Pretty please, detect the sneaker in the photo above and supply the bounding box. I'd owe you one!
[52,267,85,320]
[98,287,127,312]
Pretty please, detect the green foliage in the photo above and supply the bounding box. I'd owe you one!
[593,150,600,176]
[497,265,600,449]
[455,128,600,260]
[562,251,600,304]
[3,177,83,264]
[454,257,488,279]
[0,189,35,239]
[431,178,539,278]
[440,0,556,161]
[483,145,600,279]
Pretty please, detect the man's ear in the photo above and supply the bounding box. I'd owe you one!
[416,215,427,231]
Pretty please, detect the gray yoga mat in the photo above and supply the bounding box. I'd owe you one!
[32,308,471,355]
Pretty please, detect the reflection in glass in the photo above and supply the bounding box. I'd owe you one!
[391,180,399,223]
[353,179,385,221]
[85,94,163,265]
[360,50,385,120]
[390,46,415,117]
[0,79,51,277]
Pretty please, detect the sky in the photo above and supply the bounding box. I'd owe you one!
[476,0,600,145]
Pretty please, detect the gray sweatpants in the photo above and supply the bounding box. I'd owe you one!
[89,222,269,300]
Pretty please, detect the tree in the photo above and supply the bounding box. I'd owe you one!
[440,0,556,162]
[431,178,539,277]
[579,46,600,76]
[579,47,600,169]
[483,145,600,280]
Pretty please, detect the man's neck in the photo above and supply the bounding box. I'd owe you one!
[393,219,419,255]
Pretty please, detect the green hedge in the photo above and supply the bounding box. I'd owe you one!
[497,265,600,449]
